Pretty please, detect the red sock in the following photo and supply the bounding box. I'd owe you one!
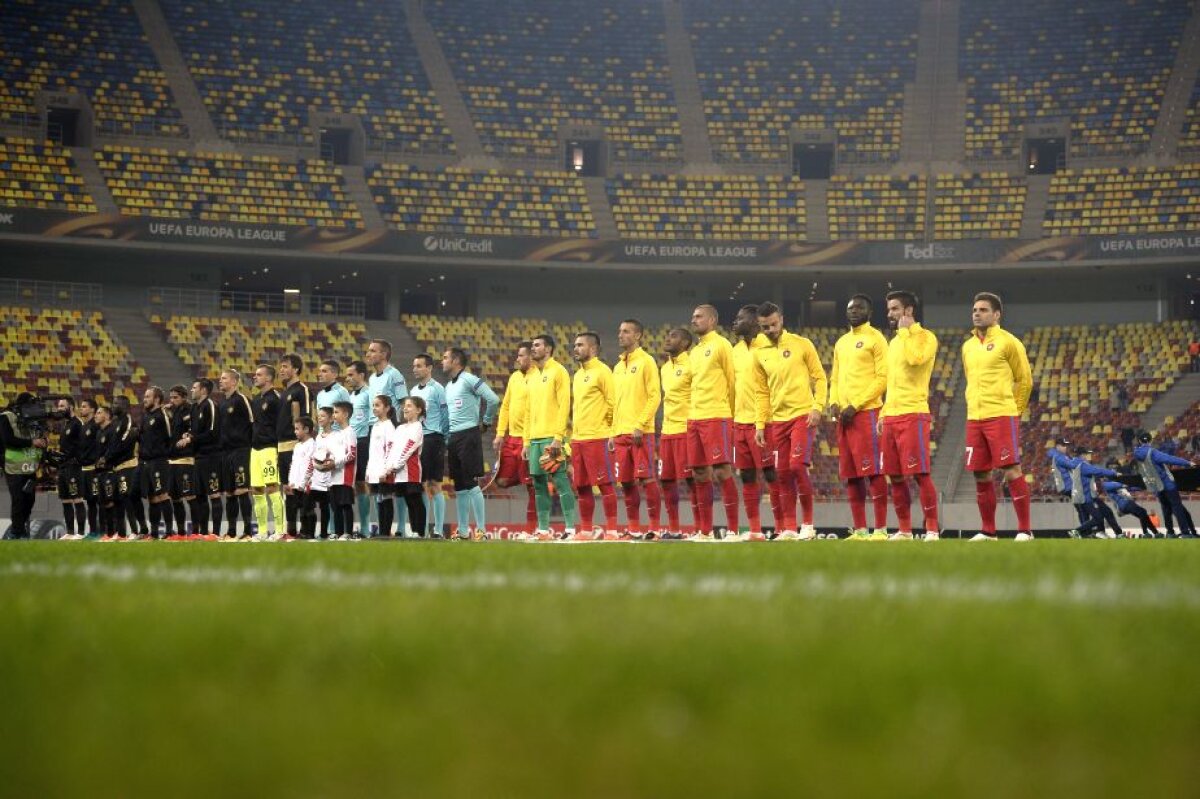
[621,482,641,531]
[742,479,762,532]
[916,474,939,532]
[846,477,868,530]
[1007,474,1031,532]
[776,470,797,531]
[525,484,537,531]
[599,483,619,529]
[975,480,997,534]
[767,478,783,533]
[794,466,814,527]
[889,479,912,532]
[696,479,714,533]
[687,480,701,534]
[869,474,889,529]
[664,481,681,532]
[644,480,662,529]
[578,489,595,529]
[720,475,739,533]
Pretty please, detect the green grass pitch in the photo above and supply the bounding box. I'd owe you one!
[2,541,1198,796]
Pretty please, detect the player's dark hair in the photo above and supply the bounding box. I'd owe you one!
[577,331,601,350]
[414,353,435,368]
[61,396,76,409]
[669,326,693,347]
[517,340,534,354]
[974,292,1003,312]
[256,364,277,381]
[295,416,315,434]
[147,385,165,403]
[757,301,782,318]
[621,319,644,336]
[374,394,398,424]
[169,385,188,398]
[348,360,368,378]
[850,293,873,310]
[193,378,214,396]
[446,347,469,368]
[886,290,919,313]
[739,304,760,316]
[332,401,354,415]
[320,359,342,374]
[79,397,97,411]
[534,333,556,352]
[279,353,303,372]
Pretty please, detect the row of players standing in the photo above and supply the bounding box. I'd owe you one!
[492,290,1033,541]
[49,339,501,540]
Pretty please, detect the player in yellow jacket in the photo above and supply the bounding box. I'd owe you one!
[962,292,1034,541]
[493,341,536,533]
[658,327,695,539]
[879,290,940,540]
[571,332,617,537]
[731,305,776,540]
[524,333,580,537]
[687,304,739,540]
[828,295,889,540]
[612,319,662,537]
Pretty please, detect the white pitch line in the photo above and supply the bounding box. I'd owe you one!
[1,560,1199,610]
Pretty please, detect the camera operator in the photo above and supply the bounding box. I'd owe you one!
[1,392,49,539]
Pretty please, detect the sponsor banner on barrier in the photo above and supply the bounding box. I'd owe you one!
[4,209,1200,266]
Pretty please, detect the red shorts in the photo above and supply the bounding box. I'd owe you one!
[496,435,530,485]
[733,422,771,470]
[571,438,615,487]
[687,418,733,467]
[964,416,1021,472]
[658,433,690,481]
[766,416,816,471]
[881,413,932,476]
[838,408,882,479]
[612,433,656,483]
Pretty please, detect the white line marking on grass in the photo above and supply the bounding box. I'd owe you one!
[2,561,1199,609]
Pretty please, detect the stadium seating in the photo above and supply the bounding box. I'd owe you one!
[0,305,147,407]
[0,0,184,136]
[159,0,452,151]
[828,175,926,241]
[1182,82,1200,154]
[1019,321,1196,496]
[686,0,917,163]
[423,0,681,160]
[933,173,1026,240]
[368,164,596,237]
[960,0,1187,158]
[96,146,364,228]
[608,174,806,240]
[1158,400,1200,457]
[1044,165,1200,236]
[0,137,97,213]
[150,314,369,380]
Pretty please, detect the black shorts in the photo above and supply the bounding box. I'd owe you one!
[278,450,293,490]
[114,466,138,500]
[170,463,196,499]
[447,428,484,491]
[140,459,169,498]
[101,472,117,503]
[82,467,100,502]
[421,433,446,482]
[222,447,251,493]
[57,463,82,500]
[355,436,370,483]
[329,484,355,506]
[195,454,223,497]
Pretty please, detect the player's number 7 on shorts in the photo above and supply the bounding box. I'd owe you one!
[964,446,973,466]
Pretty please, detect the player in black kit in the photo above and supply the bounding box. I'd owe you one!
[166,385,199,537]
[104,396,146,537]
[218,369,255,539]
[76,397,102,537]
[186,378,223,537]
[139,386,173,538]
[54,397,87,538]
[276,354,311,536]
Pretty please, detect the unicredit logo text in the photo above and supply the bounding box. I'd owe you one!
[423,236,495,254]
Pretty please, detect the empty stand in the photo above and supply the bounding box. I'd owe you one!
[933,173,1026,240]
[960,0,1187,158]
[0,0,184,136]
[1044,164,1200,235]
[368,164,595,237]
[608,174,806,240]
[828,175,926,241]
[687,0,917,163]
[0,137,97,213]
[159,0,452,151]
[424,0,681,160]
[150,314,369,380]
[96,146,364,228]
[0,306,147,407]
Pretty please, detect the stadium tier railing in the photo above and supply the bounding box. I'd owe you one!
[147,287,365,318]
[0,278,103,307]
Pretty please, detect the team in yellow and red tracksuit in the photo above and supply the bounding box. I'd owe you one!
[730,305,775,538]
[494,340,536,531]
[611,319,662,536]
[570,331,617,535]
[687,304,739,538]
[658,327,694,538]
